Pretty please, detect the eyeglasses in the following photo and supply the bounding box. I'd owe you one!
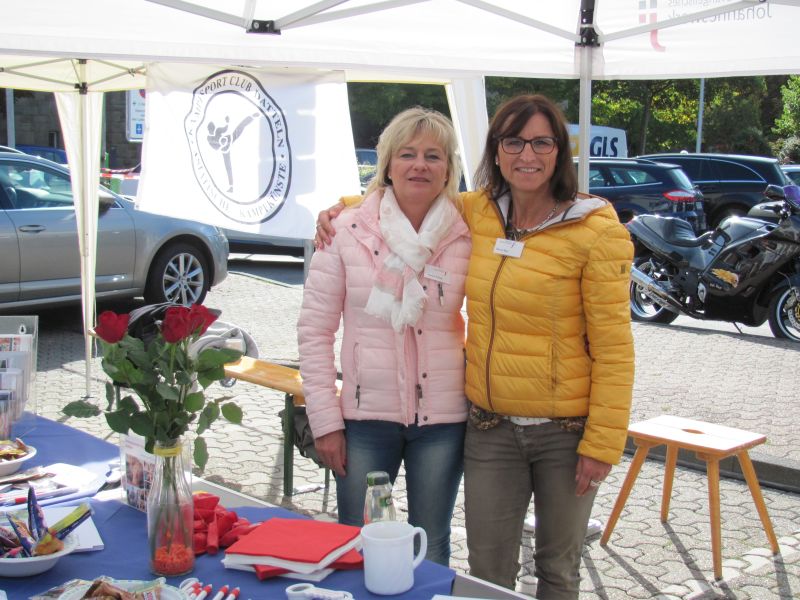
[499,136,557,155]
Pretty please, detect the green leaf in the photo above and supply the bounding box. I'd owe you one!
[194,436,208,472]
[196,412,210,435]
[62,400,101,418]
[175,371,193,386]
[197,365,224,389]
[105,409,131,434]
[105,382,117,411]
[155,383,180,401]
[220,402,243,424]
[130,413,155,438]
[197,348,242,370]
[117,395,140,414]
[184,391,205,412]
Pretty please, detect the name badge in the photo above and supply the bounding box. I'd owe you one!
[424,264,449,284]
[493,238,524,258]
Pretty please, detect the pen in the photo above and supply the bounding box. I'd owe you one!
[194,585,212,600]
[210,585,228,600]
[224,588,240,600]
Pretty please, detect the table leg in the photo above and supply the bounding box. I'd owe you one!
[601,442,651,546]
[737,451,779,554]
[283,393,295,496]
[661,444,678,523]
[705,456,722,580]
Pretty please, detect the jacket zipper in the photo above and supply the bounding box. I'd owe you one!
[485,255,508,412]
[356,384,361,407]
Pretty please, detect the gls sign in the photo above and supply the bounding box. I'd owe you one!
[568,125,628,158]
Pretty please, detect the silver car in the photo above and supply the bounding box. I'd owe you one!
[0,152,228,311]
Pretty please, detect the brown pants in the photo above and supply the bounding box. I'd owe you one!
[464,420,597,600]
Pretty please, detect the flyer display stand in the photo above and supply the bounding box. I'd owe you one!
[0,316,38,438]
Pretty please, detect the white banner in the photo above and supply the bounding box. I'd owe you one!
[137,64,360,239]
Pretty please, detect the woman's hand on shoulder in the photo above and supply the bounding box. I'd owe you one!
[314,429,347,477]
[314,201,346,249]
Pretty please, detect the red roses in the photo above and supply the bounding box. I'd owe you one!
[95,305,217,345]
[95,311,130,344]
[161,305,218,344]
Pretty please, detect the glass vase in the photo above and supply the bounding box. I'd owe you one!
[146,439,195,576]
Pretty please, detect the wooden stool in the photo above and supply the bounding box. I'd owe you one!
[600,415,779,580]
[224,356,333,496]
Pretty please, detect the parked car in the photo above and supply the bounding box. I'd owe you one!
[356,147,378,193]
[577,157,706,232]
[781,164,800,185]
[0,151,229,311]
[15,145,68,165]
[637,152,789,229]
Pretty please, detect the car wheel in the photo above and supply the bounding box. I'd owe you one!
[767,286,800,342]
[144,242,210,306]
[630,256,679,324]
[710,206,746,229]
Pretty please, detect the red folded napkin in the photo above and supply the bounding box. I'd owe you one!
[192,492,258,555]
[252,548,364,580]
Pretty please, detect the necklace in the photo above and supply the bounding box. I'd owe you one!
[506,203,558,241]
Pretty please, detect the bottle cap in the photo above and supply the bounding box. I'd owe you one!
[366,471,390,486]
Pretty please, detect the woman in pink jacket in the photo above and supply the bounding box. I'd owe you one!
[298,108,471,566]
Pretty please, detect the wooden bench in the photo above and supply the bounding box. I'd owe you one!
[600,415,779,580]
[224,356,332,496]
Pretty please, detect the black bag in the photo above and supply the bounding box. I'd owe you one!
[279,406,325,468]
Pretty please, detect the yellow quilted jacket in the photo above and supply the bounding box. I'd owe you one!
[462,190,635,464]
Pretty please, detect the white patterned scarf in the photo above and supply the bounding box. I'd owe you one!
[364,187,460,333]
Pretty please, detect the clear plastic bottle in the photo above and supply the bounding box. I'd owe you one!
[363,470,397,524]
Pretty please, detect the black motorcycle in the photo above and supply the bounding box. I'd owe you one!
[628,184,800,342]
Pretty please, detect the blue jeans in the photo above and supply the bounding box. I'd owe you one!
[336,419,466,566]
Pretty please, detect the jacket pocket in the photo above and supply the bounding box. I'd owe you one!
[549,342,557,391]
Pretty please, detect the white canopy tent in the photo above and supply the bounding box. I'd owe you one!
[1,0,799,397]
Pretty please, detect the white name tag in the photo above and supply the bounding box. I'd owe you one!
[493,238,524,258]
[424,264,450,283]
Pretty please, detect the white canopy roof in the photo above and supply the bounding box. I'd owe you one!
[2,0,799,85]
[1,0,799,397]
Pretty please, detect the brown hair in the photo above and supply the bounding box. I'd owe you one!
[474,94,577,202]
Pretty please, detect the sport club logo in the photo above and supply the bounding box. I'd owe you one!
[184,70,292,224]
[638,0,666,52]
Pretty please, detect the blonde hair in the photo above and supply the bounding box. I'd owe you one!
[363,107,462,201]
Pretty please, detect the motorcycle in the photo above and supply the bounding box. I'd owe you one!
[628,184,800,342]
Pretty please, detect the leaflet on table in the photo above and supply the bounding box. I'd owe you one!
[0,463,105,508]
[119,433,157,512]
[40,505,104,552]
[0,333,35,420]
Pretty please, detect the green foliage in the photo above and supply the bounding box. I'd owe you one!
[347,83,449,148]
[778,136,800,163]
[774,76,800,139]
[62,310,243,472]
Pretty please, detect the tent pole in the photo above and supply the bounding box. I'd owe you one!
[577,0,597,194]
[4,89,14,146]
[696,78,706,153]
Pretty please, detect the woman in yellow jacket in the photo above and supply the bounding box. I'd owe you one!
[317,94,634,599]
[460,95,633,599]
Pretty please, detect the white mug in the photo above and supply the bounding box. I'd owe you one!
[361,521,427,595]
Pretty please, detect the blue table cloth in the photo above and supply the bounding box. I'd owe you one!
[1,416,456,599]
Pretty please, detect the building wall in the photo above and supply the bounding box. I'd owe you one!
[1,89,142,169]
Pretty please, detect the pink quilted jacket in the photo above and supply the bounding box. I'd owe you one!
[298,192,471,439]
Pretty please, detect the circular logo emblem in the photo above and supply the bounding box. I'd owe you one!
[184,70,291,224]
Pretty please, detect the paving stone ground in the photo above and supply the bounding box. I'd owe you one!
[33,265,800,599]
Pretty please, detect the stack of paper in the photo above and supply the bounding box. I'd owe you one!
[222,518,363,582]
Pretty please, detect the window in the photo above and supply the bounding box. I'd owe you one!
[714,160,763,182]
[608,167,658,186]
[0,164,73,210]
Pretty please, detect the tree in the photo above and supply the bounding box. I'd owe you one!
[773,75,800,139]
[703,77,771,155]
[347,83,449,147]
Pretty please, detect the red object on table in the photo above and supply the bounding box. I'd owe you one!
[192,492,257,556]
